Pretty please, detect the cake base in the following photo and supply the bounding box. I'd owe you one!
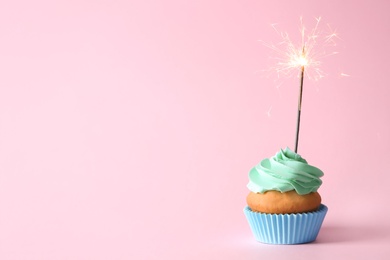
[247,190,321,214]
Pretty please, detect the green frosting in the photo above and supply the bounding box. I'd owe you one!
[247,147,323,195]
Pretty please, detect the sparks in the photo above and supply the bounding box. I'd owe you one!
[260,17,340,153]
[260,17,339,82]
[266,106,272,117]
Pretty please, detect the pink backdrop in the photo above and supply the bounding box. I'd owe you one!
[1,0,389,259]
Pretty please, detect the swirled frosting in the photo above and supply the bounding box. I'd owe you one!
[247,147,323,195]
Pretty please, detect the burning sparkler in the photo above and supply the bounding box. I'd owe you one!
[261,17,339,153]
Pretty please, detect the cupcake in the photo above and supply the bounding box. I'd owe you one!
[244,147,328,244]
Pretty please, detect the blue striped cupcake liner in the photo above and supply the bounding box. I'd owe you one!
[244,204,328,244]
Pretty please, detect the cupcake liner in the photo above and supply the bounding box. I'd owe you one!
[244,204,328,244]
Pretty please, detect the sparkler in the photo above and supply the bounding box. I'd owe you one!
[261,17,339,153]
[295,46,305,153]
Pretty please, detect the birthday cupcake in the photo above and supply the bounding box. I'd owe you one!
[244,147,328,244]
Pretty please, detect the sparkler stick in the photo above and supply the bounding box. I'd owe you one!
[294,47,305,153]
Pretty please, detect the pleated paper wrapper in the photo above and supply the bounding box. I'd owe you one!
[244,204,328,244]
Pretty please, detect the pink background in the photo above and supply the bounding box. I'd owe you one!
[0,0,389,259]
